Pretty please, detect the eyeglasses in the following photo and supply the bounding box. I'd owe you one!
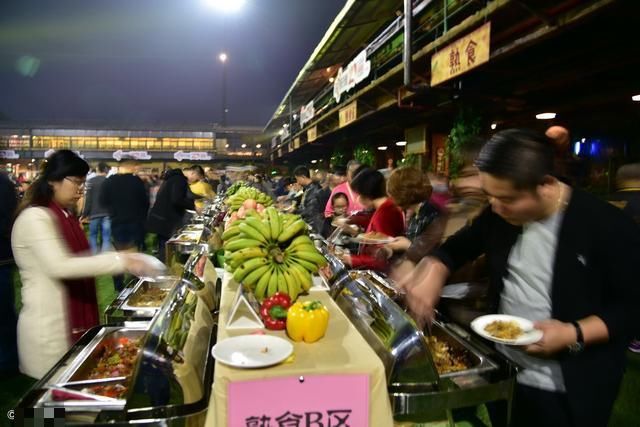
[65,177,86,189]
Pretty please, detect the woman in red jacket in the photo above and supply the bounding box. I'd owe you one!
[339,167,405,271]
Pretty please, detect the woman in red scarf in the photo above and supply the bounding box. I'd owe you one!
[12,150,159,379]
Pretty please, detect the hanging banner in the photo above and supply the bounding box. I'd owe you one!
[112,150,151,161]
[0,150,19,159]
[300,100,315,128]
[307,126,317,143]
[339,101,358,128]
[174,151,212,162]
[293,137,301,150]
[431,22,491,86]
[333,49,371,103]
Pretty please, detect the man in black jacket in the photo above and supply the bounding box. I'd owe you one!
[101,160,149,291]
[293,166,324,234]
[401,129,640,427]
[0,171,18,375]
[81,162,111,253]
[147,169,195,261]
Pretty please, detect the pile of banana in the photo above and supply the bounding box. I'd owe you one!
[225,187,273,211]
[222,206,327,301]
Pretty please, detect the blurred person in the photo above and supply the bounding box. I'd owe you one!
[205,168,220,190]
[324,160,365,218]
[400,129,640,427]
[12,150,161,379]
[101,160,149,291]
[250,174,275,200]
[217,174,232,194]
[17,180,31,199]
[608,162,640,353]
[321,192,348,238]
[384,167,446,277]
[147,168,195,261]
[427,172,451,212]
[0,170,18,375]
[185,164,215,211]
[338,168,405,271]
[329,165,347,190]
[293,166,324,233]
[81,162,111,254]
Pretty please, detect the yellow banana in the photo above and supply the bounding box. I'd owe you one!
[254,266,273,300]
[242,264,272,288]
[244,217,271,241]
[223,238,265,252]
[266,207,281,240]
[289,256,319,273]
[290,249,327,266]
[267,265,279,296]
[233,257,268,283]
[289,262,313,292]
[277,219,307,243]
[238,222,268,244]
[276,266,288,294]
[283,270,300,301]
[288,235,314,249]
[221,226,242,241]
[228,247,267,268]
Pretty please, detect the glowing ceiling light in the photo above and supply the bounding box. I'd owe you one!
[256,144,262,148]
[536,112,556,120]
[329,77,335,83]
[377,146,388,151]
[241,143,247,148]
[218,52,228,63]
[395,141,407,146]
[204,0,246,13]
[311,160,317,164]
[632,94,640,102]
[491,123,497,130]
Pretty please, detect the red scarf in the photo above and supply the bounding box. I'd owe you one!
[47,202,99,344]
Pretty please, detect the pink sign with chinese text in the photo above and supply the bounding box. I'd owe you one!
[228,374,369,427]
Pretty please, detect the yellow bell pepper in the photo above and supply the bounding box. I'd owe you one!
[286,300,329,343]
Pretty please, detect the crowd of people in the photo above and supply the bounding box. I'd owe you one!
[0,127,639,426]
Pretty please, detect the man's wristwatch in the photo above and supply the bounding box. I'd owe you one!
[568,321,585,354]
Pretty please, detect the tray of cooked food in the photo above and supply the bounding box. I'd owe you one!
[351,231,395,244]
[35,327,146,410]
[120,276,176,313]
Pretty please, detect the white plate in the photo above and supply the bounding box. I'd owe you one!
[352,234,394,244]
[211,335,293,368]
[471,314,543,346]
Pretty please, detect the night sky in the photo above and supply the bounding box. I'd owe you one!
[0,0,345,127]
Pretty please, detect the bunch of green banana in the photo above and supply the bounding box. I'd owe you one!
[221,206,327,302]
[225,187,273,211]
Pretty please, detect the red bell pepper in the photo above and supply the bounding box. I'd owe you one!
[260,292,292,330]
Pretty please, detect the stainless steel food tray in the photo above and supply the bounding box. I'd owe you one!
[120,276,177,314]
[35,326,147,411]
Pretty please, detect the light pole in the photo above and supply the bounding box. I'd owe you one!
[218,52,228,127]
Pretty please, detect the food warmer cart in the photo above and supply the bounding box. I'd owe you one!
[16,248,219,426]
[315,237,518,425]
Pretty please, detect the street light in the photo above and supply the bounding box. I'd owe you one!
[219,52,228,126]
[204,0,246,12]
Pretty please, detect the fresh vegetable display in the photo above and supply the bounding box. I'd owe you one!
[286,300,330,343]
[222,206,327,302]
[259,292,291,330]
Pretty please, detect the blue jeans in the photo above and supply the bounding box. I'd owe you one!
[89,216,112,254]
[0,265,18,372]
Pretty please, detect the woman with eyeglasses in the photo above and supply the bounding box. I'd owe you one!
[11,150,161,379]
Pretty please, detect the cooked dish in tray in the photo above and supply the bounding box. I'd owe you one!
[484,320,523,340]
[426,336,470,374]
[128,286,169,307]
[88,337,140,380]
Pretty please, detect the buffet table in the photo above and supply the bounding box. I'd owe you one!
[205,272,394,427]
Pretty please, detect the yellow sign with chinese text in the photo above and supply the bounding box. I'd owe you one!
[339,101,358,128]
[293,137,300,149]
[431,22,491,86]
[307,126,317,142]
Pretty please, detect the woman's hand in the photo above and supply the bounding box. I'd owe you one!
[122,253,166,278]
[385,236,411,252]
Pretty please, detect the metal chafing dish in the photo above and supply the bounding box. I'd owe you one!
[105,276,179,324]
[17,254,219,425]
[311,235,352,299]
[333,270,517,423]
